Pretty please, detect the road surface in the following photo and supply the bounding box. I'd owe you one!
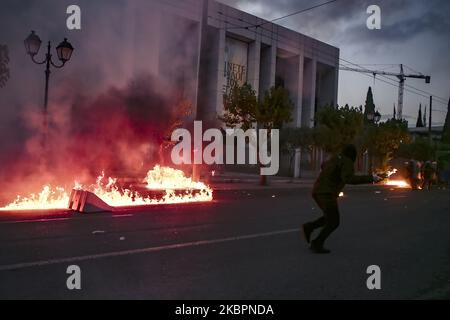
[0,185,449,299]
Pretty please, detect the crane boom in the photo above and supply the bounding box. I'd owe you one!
[340,64,431,120]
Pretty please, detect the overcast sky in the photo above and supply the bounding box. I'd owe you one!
[220,0,450,125]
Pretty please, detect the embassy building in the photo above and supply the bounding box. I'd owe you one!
[123,0,340,176]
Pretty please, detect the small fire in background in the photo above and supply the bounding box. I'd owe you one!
[386,168,398,178]
[0,166,213,211]
[339,192,344,197]
[383,168,411,189]
[384,180,410,188]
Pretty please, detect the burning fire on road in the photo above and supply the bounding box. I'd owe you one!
[0,74,216,213]
[0,165,213,211]
[384,180,410,188]
[382,169,411,189]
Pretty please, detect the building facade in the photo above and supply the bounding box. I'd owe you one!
[197,0,340,132]
[409,126,444,142]
[125,0,340,176]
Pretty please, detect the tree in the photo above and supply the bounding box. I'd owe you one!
[366,119,411,171]
[221,84,293,131]
[442,98,450,144]
[0,44,10,88]
[258,86,293,131]
[314,103,410,172]
[363,87,375,122]
[416,104,424,127]
[221,83,258,130]
[221,83,293,184]
[314,104,365,155]
[396,137,434,162]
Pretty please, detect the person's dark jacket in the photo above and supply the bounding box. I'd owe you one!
[313,153,373,197]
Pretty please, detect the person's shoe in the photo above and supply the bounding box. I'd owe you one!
[302,223,313,243]
[309,241,331,254]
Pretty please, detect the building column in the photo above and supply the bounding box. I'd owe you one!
[294,54,305,178]
[333,66,339,107]
[300,58,317,172]
[295,55,305,127]
[194,0,209,120]
[247,38,261,96]
[215,27,226,118]
[268,45,277,88]
[258,44,277,100]
[302,58,317,128]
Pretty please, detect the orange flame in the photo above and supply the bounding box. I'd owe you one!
[386,168,398,178]
[0,166,213,211]
[0,186,70,211]
[384,180,410,188]
[383,168,410,188]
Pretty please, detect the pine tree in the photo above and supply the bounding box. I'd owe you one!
[364,87,375,121]
[416,104,424,127]
[442,98,450,143]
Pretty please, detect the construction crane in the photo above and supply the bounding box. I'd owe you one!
[340,64,431,120]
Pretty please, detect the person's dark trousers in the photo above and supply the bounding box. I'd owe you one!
[306,193,340,248]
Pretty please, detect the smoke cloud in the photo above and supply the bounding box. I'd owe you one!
[0,0,201,205]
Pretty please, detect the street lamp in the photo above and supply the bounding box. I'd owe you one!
[24,31,74,146]
[24,31,41,57]
[56,38,74,63]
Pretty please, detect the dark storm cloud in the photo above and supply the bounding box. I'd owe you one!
[218,0,450,45]
[219,0,450,125]
[342,1,450,44]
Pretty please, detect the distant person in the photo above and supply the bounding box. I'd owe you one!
[405,160,413,188]
[406,160,421,190]
[431,162,439,186]
[302,144,381,254]
[422,161,435,190]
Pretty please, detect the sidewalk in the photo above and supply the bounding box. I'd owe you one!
[209,171,315,191]
[208,171,387,192]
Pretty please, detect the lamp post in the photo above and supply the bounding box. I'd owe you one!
[24,31,74,147]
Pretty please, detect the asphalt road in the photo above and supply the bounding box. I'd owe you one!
[0,185,450,299]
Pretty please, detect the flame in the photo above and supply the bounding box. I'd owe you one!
[144,165,208,190]
[386,168,398,178]
[93,166,213,207]
[0,166,213,211]
[384,180,410,188]
[338,192,344,197]
[383,168,410,189]
[0,186,70,211]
